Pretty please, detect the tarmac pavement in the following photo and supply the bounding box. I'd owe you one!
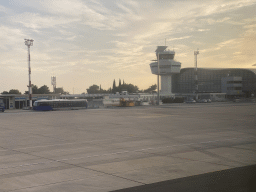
[0,102,256,191]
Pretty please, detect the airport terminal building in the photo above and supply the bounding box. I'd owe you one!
[172,68,256,97]
[150,46,256,98]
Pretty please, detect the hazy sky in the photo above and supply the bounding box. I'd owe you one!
[1,0,256,94]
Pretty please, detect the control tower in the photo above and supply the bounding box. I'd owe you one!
[149,46,181,95]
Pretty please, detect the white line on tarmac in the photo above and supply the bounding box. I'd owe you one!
[4,136,254,153]
[11,136,140,151]
[0,136,255,170]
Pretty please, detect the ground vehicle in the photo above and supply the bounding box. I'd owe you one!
[119,98,135,107]
[197,99,208,103]
[185,99,196,103]
[33,99,88,111]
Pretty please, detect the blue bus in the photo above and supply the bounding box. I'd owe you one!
[33,99,87,111]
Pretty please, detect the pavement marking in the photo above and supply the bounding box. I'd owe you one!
[2,134,253,153]
[1,136,255,171]
[6,178,86,192]
[137,115,177,118]
[11,135,141,151]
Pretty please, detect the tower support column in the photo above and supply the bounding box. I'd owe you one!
[161,75,172,94]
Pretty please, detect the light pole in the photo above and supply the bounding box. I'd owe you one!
[194,49,199,100]
[24,39,34,109]
[157,52,160,105]
[51,76,56,93]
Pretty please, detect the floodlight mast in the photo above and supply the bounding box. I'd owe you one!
[194,49,199,100]
[157,52,160,105]
[24,39,34,109]
[51,76,56,93]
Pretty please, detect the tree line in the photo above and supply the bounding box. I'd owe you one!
[1,85,69,95]
[1,80,157,95]
[86,79,156,94]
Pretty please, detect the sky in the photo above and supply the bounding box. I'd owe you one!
[0,0,256,94]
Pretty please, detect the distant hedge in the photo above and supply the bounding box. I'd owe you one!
[162,97,184,103]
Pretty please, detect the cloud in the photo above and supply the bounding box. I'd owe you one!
[134,22,174,43]
[237,27,256,59]
[0,4,9,13]
[114,33,129,37]
[216,39,239,50]
[20,0,141,30]
[194,0,255,17]
[0,26,26,51]
[1,0,256,93]
[11,12,78,30]
[26,0,87,16]
[116,0,142,21]
[8,0,121,30]
[88,69,100,73]
[198,29,210,32]
[204,17,230,25]
[168,36,192,41]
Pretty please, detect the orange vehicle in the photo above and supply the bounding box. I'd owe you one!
[119,98,135,107]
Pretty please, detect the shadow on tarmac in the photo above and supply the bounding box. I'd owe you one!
[111,164,256,192]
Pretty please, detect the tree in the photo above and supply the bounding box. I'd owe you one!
[115,83,139,93]
[87,84,100,94]
[123,84,139,93]
[32,84,38,94]
[55,87,64,94]
[86,84,110,94]
[144,84,157,93]
[38,85,50,94]
[8,89,21,94]
[1,91,9,94]
[112,79,116,91]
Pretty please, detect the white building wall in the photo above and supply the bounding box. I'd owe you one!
[9,96,15,109]
[221,76,242,95]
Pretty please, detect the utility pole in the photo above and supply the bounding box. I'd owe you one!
[24,39,34,109]
[51,76,56,93]
[157,52,160,105]
[194,49,199,100]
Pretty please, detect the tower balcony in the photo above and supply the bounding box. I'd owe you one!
[150,60,181,75]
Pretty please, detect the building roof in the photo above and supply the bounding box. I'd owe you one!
[180,68,256,74]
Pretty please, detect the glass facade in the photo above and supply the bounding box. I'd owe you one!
[172,68,256,95]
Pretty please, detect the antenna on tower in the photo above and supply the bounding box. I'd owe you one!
[165,38,166,46]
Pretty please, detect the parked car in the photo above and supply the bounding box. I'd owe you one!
[197,99,207,103]
[186,99,196,103]
[233,98,240,102]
